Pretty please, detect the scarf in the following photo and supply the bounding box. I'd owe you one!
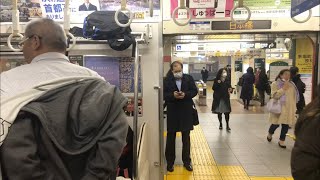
[277,79,300,105]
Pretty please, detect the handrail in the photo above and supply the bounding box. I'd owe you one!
[149,0,154,17]
[291,9,312,23]
[64,0,76,51]
[7,0,24,52]
[230,0,251,25]
[132,40,140,180]
[172,0,192,26]
[115,0,133,27]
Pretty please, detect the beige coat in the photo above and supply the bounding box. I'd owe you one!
[269,80,297,126]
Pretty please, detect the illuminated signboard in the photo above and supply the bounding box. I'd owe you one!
[211,20,272,30]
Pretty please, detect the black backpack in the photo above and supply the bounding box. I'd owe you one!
[83,11,135,51]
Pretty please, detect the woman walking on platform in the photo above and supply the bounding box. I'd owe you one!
[267,69,299,148]
[212,68,232,131]
[240,67,255,110]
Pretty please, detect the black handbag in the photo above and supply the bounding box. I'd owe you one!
[192,101,199,126]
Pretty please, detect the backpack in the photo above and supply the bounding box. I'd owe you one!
[83,11,135,51]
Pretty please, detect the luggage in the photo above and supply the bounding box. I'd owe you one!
[83,11,134,51]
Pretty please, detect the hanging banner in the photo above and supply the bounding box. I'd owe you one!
[291,0,320,17]
[171,0,234,19]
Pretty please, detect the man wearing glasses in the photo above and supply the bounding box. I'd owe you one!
[0,18,128,179]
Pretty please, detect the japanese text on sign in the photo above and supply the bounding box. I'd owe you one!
[41,0,77,21]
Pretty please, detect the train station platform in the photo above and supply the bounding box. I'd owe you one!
[165,100,295,180]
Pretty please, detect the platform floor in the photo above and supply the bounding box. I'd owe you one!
[164,99,295,180]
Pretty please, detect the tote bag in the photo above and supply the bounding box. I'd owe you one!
[267,99,281,114]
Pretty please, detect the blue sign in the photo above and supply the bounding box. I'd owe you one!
[291,0,320,17]
[176,45,182,51]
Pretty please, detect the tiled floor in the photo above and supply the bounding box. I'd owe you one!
[164,93,295,180]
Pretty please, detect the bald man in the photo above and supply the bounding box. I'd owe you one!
[0,18,103,97]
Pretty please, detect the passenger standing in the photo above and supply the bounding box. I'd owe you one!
[240,67,255,110]
[211,68,232,131]
[290,67,306,114]
[201,67,209,83]
[235,67,243,93]
[291,85,320,180]
[267,69,299,148]
[164,61,198,172]
[256,68,268,106]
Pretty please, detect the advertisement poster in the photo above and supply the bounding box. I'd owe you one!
[84,56,120,87]
[291,0,320,17]
[254,58,266,72]
[171,0,234,19]
[0,0,42,22]
[296,38,313,74]
[234,60,243,71]
[269,61,289,81]
[0,58,26,73]
[300,74,312,104]
[84,56,141,93]
[124,97,143,117]
[69,55,84,66]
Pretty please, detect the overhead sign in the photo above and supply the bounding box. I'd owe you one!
[291,0,320,17]
[189,0,217,8]
[211,20,272,30]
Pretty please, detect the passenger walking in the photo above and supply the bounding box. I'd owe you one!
[201,67,209,83]
[291,85,320,180]
[164,61,198,172]
[267,69,299,148]
[0,18,128,179]
[211,68,232,131]
[256,68,269,106]
[290,67,306,114]
[240,67,255,110]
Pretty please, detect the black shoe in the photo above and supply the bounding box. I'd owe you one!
[167,165,174,172]
[278,142,286,149]
[184,164,193,171]
[227,126,231,131]
[267,136,272,142]
[219,124,223,130]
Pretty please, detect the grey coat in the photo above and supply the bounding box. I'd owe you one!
[0,79,128,180]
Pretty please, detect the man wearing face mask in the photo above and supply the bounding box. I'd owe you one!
[164,61,198,172]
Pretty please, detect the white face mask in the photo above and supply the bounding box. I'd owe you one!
[174,72,183,79]
[222,72,228,77]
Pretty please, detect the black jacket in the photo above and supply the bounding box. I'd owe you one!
[292,74,306,113]
[0,79,128,180]
[211,78,231,113]
[240,73,255,100]
[291,116,320,180]
[256,73,268,91]
[164,73,198,132]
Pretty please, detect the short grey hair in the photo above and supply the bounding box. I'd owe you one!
[25,18,67,51]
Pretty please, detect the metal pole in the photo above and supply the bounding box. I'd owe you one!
[133,40,140,180]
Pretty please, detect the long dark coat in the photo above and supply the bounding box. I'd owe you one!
[164,73,198,132]
[256,74,269,91]
[240,73,255,100]
[211,78,232,113]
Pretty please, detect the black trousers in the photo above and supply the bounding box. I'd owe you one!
[258,89,265,105]
[268,124,289,141]
[165,131,191,166]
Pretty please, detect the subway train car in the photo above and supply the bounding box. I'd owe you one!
[1,0,320,179]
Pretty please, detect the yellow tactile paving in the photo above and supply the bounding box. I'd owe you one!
[250,178,287,180]
[194,176,223,180]
[218,166,247,176]
[193,165,220,176]
[164,132,182,137]
[165,125,293,180]
[222,176,251,180]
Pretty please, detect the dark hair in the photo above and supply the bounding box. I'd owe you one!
[246,67,254,74]
[215,68,226,80]
[167,61,183,77]
[290,66,299,76]
[259,68,266,77]
[295,85,320,136]
[275,69,290,81]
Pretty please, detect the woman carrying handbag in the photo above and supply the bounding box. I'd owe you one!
[267,69,299,148]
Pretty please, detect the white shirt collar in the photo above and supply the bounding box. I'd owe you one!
[31,52,69,64]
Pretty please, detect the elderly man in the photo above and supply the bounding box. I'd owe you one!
[0,18,128,180]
